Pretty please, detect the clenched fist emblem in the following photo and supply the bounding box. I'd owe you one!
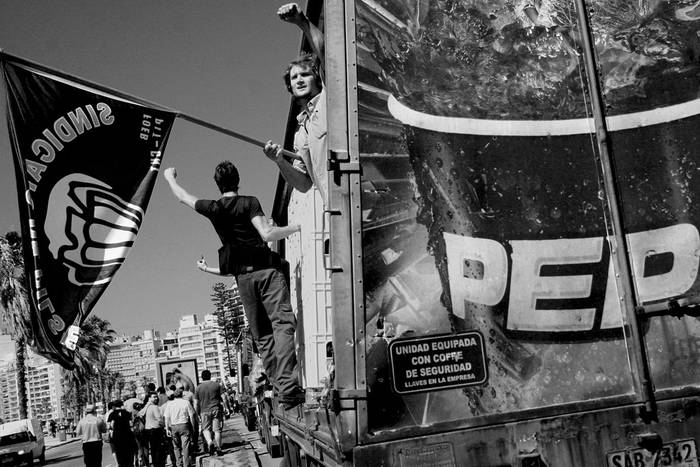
[44,174,144,286]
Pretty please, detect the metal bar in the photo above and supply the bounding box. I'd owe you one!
[342,0,370,449]
[573,0,657,421]
[344,0,369,436]
[0,50,300,160]
[327,0,354,393]
[325,0,361,455]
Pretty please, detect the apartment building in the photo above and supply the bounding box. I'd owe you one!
[177,314,229,381]
[105,330,162,394]
[0,343,63,423]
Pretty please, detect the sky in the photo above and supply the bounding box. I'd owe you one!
[0,1,307,336]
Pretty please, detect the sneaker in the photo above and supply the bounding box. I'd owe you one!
[279,388,305,410]
[208,443,216,456]
[216,450,224,457]
[280,397,304,411]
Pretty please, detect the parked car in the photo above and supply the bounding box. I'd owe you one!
[0,419,45,465]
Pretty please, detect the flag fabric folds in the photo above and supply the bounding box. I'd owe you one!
[2,57,176,367]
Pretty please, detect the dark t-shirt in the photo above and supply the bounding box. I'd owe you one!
[195,195,273,274]
[195,195,265,247]
[195,380,222,413]
[107,408,134,442]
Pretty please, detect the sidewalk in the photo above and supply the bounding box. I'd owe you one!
[197,414,280,467]
[44,433,80,450]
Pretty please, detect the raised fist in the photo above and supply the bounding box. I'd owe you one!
[277,3,304,25]
[45,174,144,286]
[163,167,177,180]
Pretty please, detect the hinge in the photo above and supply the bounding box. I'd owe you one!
[335,389,367,399]
[328,150,362,174]
[329,388,367,414]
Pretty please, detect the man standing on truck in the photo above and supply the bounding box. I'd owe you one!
[75,404,107,467]
[263,3,328,208]
[163,162,305,410]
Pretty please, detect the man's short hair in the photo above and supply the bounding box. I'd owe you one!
[283,53,322,94]
[201,369,211,381]
[214,161,240,194]
[112,400,123,408]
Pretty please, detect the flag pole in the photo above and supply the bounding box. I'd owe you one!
[0,50,301,160]
[177,114,300,160]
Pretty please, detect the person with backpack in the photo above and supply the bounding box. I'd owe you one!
[107,400,137,467]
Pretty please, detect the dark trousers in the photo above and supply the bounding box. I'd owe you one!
[82,440,102,467]
[162,433,176,467]
[237,268,298,396]
[146,428,165,467]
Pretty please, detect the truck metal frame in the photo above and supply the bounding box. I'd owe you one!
[262,1,700,465]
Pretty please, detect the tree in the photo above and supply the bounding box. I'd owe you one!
[61,315,115,416]
[210,282,246,377]
[0,231,32,419]
[104,369,123,402]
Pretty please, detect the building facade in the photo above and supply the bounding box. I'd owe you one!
[0,361,19,423]
[0,342,63,424]
[177,314,230,382]
[105,330,162,397]
[26,354,63,422]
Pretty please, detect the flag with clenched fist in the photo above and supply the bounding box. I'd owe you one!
[2,55,176,367]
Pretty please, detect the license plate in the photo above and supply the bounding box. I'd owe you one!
[607,439,698,467]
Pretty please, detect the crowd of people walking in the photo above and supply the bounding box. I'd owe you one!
[76,372,231,467]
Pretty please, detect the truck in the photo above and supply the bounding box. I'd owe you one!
[254,0,700,465]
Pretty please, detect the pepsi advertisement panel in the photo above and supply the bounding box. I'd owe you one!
[2,59,175,367]
[356,0,700,433]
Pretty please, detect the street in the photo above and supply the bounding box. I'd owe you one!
[43,440,110,467]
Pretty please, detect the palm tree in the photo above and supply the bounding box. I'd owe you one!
[0,231,33,419]
[104,369,123,402]
[61,315,115,415]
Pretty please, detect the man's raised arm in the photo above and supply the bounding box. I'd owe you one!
[278,3,325,75]
[163,167,199,210]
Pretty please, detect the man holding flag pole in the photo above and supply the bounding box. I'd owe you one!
[263,3,328,208]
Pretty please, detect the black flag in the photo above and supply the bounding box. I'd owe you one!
[2,57,176,367]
